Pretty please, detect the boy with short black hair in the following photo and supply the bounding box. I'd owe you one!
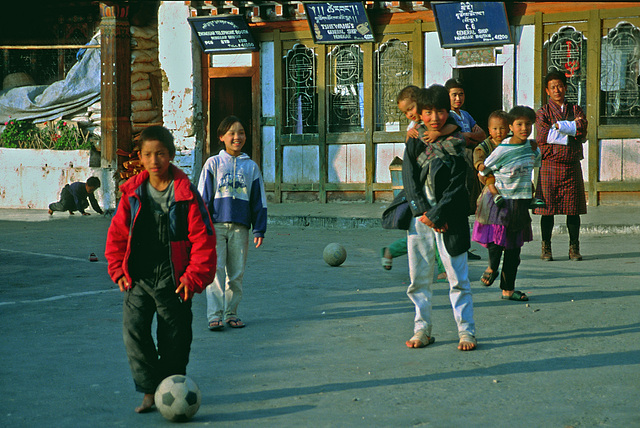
[48,176,103,216]
[402,84,477,351]
[445,78,485,259]
[105,125,217,413]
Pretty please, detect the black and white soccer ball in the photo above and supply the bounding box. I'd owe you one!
[155,375,201,422]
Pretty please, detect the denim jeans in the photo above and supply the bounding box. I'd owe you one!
[406,217,475,338]
[206,223,249,322]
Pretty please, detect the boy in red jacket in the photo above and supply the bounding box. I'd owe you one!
[105,126,216,413]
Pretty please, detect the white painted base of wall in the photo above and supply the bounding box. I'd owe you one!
[0,148,116,210]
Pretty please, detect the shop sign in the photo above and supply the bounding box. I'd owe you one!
[432,2,512,48]
[304,2,374,44]
[188,15,258,53]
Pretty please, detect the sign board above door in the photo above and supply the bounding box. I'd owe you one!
[304,2,374,44]
[188,15,258,53]
[432,2,512,48]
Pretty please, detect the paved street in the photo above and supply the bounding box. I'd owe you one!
[0,209,638,427]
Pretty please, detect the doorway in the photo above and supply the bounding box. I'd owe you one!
[209,76,253,157]
[454,66,503,134]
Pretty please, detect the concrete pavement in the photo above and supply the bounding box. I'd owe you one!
[0,205,638,427]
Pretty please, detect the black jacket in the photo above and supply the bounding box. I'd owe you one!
[401,132,470,256]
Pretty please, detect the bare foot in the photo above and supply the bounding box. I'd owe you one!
[437,272,447,280]
[405,331,434,348]
[135,393,155,413]
[48,209,53,215]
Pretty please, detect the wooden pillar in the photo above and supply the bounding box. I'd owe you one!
[586,9,601,206]
[99,2,131,169]
[317,43,327,203]
[273,30,283,203]
[363,42,374,203]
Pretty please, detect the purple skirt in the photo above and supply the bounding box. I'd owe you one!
[472,187,533,249]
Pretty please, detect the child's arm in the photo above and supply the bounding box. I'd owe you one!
[249,166,268,248]
[463,124,486,147]
[197,158,216,208]
[178,188,217,297]
[105,197,133,290]
[423,122,457,143]
[88,193,104,215]
[406,122,419,141]
[473,144,488,171]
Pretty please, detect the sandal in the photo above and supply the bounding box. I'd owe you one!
[208,319,224,331]
[225,317,246,328]
[405,330,435,348]
[501,290,529,301]
[480,269,499,287]
[458,333,477,351]
[380,247,392,270]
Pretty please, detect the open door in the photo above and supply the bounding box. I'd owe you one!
[202,51,261,167]
[454,66,503,133]
[209,77,253,156]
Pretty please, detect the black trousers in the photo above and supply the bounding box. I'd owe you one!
[49,186,86,212]
[123,260,193,394]
[487,243,521,292]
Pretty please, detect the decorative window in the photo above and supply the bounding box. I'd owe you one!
[327,44,364,132]
[375,39,413,132]
[600,22,640,125]
[544,26,587,110]
[283,44,318,134]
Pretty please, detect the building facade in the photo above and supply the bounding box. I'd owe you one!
[1,2,639,208]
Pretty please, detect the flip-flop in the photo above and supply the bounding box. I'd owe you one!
[480,269,499,286]
[501,290,529,301]
[380,247,392,270]
[208,319,224,331]
[225,317,246,328]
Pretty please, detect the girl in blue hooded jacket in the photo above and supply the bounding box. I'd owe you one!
[197,116,267,331]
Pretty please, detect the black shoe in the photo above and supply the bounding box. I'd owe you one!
[467,251,481,260]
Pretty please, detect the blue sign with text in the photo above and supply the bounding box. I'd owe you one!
[188,15,258,53]
[432,2,512,48]
[304,2,374,44]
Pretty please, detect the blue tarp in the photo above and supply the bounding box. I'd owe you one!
[0,35,101,125]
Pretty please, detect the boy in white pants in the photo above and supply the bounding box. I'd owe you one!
[402,85,477,351]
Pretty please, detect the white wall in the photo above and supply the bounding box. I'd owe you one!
[515,25,535,108]
[0,148,115,210]
[260,41,276,183]
[158,1,202,181]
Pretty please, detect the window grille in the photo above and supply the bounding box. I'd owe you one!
[375,39,412,132]
[327,44,364,132]
[600,22,640,125]
[282,43,318,134]
[544,26,587,110]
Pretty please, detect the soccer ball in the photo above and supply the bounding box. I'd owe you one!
[155,375,201,422]
[323,243,347,266]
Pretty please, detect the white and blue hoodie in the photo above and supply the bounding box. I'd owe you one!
[197,150,267,238]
